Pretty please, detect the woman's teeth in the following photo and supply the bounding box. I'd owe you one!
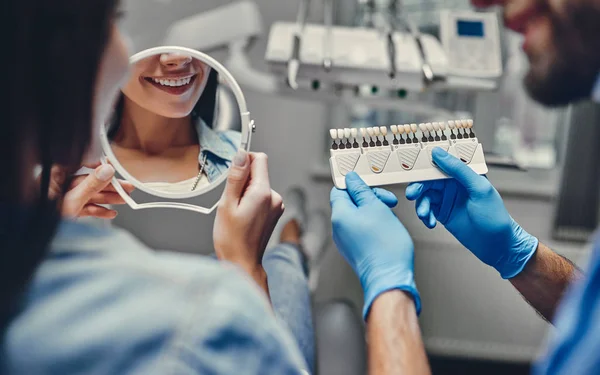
[151,77,192,87]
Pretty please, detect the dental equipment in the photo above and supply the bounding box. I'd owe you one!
[265,1,502,93]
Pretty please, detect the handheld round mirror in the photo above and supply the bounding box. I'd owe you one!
[100,46,254,214]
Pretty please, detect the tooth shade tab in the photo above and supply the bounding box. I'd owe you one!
[373,127,381,136]
[344,128,351,138]
[404,124,412,134]
[367,127,375,137]
[351,128,358,138]
[398,125,405,134]
[380,126,388,135]
[330,129,338,139]
[390,125,398,134]
[432,122,440,131]
[410,124,418,133]
[337,129,344,139]
[360,128,367,137]
[418,123,427,132]
[448,120,455,129]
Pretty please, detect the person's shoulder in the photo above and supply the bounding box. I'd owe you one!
[6,221,295,374]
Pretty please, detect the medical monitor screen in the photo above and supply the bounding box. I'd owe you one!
[457,20,484,37]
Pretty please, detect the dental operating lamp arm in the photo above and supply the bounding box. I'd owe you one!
[509,242,582,322]
[368,291,431,375]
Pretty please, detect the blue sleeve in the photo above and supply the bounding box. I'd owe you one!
[533,246,600,375]
[160,267,310,375]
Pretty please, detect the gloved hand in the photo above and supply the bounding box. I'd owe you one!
[406,148,538,279]
[331,172,420,320]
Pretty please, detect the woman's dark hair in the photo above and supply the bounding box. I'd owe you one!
[108,67,219,139]
[1,0,119,322]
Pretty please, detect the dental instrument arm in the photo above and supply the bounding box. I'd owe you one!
[367,290,431,375]
[510,242,582,322]
[288,0,312,89]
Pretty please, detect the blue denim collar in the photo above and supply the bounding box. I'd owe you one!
[196,118,236,163]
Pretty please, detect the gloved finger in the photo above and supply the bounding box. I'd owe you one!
[373,188,398,208]
[424,190,443,206]
[345,172,378,207]
[330,187,356,211]
[406,182,425,201]
[415,195,431,221]
[431,148,488,194]
[427,210,437,229]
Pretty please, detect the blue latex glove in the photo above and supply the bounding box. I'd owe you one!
[406,148,538,279]
[331,172,421,320]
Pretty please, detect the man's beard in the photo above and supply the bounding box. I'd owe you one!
[523,4,600,107]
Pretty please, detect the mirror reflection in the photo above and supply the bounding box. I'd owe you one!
[107,52,241,194]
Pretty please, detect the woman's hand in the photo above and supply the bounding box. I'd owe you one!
[46,163,135,219]
[213,151,284,295]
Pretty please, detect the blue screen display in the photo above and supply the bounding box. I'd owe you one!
[456,20,484,37]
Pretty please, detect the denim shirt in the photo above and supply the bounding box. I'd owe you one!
[0,220,308,375]
[196,119,240,183]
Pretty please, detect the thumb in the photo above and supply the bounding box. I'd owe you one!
[345,172,378,207]
[432,148,487,194]
[223,150,250,203]
[64,164,115,213]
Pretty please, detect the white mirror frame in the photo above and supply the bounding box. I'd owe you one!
[100,46,254,214]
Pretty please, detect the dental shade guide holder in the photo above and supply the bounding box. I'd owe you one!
[328,119,488,189]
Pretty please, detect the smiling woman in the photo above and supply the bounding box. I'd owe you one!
[107,52,241,194]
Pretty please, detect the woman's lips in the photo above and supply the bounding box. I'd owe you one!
[143,74,197,96]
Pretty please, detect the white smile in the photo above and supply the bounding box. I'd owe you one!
[151,77,192,87]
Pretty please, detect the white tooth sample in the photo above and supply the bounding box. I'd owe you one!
[330,129,338,140]
[337,129,345,139]
[367,127,375,137]
[467,119,474,129]
[360,128,367,139]
[456,121,463,129]
[390,125,398,134]
[448,120,456,129]
[426,123,434,132]
[373,127,381,136]
[432,122,440,132]
[351,128,358,139]
[418,123,427,133]
[403,124,412,134]
[398,125,405,134]
[344,128,351,139]
[380,126,388,136]
[410,124,418,133]
[439,122,446,131]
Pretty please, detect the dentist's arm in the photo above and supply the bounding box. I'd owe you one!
[330,173,431,375]
[407,148,581,322]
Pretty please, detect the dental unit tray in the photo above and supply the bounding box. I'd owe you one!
[328,120,488,189]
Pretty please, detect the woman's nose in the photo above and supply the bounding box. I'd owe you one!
[159,53,192,70]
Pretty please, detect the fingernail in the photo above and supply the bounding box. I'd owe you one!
[233,150,248,167]
[95,164,114,181]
